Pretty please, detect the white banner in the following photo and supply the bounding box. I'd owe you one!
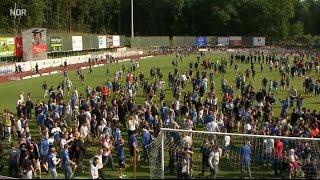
[229,36,241,41]
[98,36,107,49]
[13,50,143,73]
[112,35,120,47]
[0,64,15,75]
[253,37,265,46]
[72,36,83,51]
[218,37,230,46]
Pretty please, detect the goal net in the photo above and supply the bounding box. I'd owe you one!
[147,128,320,179]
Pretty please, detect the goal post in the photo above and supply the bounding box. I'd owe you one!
[147,128,320,179]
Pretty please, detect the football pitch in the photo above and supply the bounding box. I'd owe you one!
[0,52,318,179]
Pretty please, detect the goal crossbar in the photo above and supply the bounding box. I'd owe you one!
[160,128,320,141]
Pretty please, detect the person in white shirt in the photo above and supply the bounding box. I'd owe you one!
[90,157,100,179]
[18,91,25,105]
[97,120,107,139]
[84,110,92,126]
[65,102,72,126]
[74,87,79,98]
[158,79,166,91]
[172,98,180,116]
[208,145,222,179]
[181,133,192,148]
[244,122,252,134]
[223,129,231,159]
[101,135,115,170]
[217,113,224,130]
[263,138,274,166]
[16,117,22,138]
[66,79,73,96]
[60,134,72,152]
[80,123,90,140]
[127,116,139,136]
[181,152,192,179]
[51,123,61,141]
[89,149,104,179]
[207,120,219,132]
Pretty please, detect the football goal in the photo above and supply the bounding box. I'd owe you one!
[147,128,320,179]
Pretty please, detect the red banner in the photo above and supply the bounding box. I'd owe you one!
[32,44,48,54]
[15,37,23,57]
[230,40,242,46]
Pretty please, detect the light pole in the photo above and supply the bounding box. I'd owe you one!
[13,3,17,36]
[131,0,134,37]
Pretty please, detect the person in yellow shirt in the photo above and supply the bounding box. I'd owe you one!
[3,109,13,142]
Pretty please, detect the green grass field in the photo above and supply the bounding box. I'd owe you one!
[0,52,319,179]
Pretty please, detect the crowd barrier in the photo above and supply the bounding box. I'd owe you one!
[0,50,143,75]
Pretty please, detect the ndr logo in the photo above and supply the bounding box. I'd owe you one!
[10,8,26,16]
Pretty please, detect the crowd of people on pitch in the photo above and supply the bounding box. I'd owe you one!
[0,48,319,179]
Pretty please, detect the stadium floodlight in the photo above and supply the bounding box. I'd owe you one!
[131,0,134,37]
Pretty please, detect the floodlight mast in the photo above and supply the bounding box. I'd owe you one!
[13,3,17,36]
[131,0,134,37]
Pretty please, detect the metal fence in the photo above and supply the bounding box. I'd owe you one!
[129,36,170,48]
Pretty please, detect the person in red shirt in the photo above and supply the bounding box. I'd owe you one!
[274,139,284,177]
[127,72,134,83]
[310,123,319,138]
[102,86,110,101]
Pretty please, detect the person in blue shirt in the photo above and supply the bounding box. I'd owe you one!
[160,104,170,127]
[117,138,126,178]
[204,112,214,125]
[42,103,48,115]
[40,136,51,173]
[48,147,60,179]
[280,98,290,118]
[61,144,76,179]
[129,131,139,167]
[37,111,46,130]
[142,126,153,164]
[240,141,252,179]
[113,122,122,149]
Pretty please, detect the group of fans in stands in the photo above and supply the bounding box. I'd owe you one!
[0,48,319,179]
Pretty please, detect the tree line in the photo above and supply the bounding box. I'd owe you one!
[0,0,319,40]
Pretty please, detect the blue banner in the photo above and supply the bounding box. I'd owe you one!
[196,36,208,46]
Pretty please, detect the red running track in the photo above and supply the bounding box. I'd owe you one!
[0,54,152,84]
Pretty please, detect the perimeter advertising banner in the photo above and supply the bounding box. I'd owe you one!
[107,36,113,48]
[22,28,48,61]
[50,36,62,52]
[0,37,15,57]
[253,37,265,46]
[15,37,23,57]
[195,36,208,46]
[229,36,242,46]
[98,36,107,49]
[72,36,83,51]
[218,37,230,46]
[112,35,120,47]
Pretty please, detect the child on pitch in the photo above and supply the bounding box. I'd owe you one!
[117,137,126,178]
